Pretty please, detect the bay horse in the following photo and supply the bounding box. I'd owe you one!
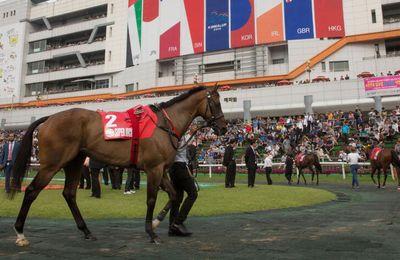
[9,85,227,246]
[362,145,400,189]
[295,153,322,185]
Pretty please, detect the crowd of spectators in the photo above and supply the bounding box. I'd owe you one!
[192,106,400,164]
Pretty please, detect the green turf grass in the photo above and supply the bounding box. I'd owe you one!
[0,184,335,219]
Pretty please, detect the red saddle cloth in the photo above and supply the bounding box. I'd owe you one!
[295,153,305,164]
[370,147,382,160]
[98,105,158,164]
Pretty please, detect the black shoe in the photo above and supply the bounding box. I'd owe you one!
[169,223,192,237]
[85,186,91,190]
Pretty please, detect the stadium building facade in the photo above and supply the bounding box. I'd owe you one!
[1,0,400,127]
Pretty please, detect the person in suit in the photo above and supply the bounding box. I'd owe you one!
[285,153,294,185]
[223,140,237,188]
[0,135,4,178]
[0,133,21,193]
[79,158,91,190]
[245,140,258,187]
[87,157,107,198]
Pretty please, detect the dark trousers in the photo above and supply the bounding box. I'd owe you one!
[169,162,198,225]
[247,166,256,187]
[79,166,91,189]
[285,168,293,183]
[125,168,135,192]
[265,167,273,185]
[110,168,123,189]
[102,167,109,185]
[133,167,140,189]
[4,163,13,193]
[225,162,236,187]
[90,168,101,198]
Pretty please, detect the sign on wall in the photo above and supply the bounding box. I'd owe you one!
[0,23,24,100]
[206,0,230,52]
[364,76,400,97]
[314,0,345,38]
[284,0,314,40]
[126,0,345,66]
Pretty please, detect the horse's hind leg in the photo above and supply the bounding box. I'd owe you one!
[371,167,377,185]
[14,164,59,246]
[382,167,388,189]
[297,169,301,185]
[310,167,315,184]
[62,155,95,240]
[377,169,381,189]
[153,173,177,229]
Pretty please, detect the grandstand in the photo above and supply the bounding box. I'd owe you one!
[1,0,400,128]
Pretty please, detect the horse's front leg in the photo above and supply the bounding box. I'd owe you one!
[144,165,163,244]
[382,167,388,189]
[152,173,176,229]
[377,169,381,189]
[297,168,301,185]
[371,166,376,185]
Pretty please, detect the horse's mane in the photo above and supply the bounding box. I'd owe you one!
[157,86,207,109]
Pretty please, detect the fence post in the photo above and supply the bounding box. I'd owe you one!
[341,163,346,179]
[209,166,212,178]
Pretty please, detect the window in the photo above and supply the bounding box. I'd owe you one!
[329,61,349,72]
[372,9,377,23]
[28,61,46,74]
[95,79,109,89]
[126,84,135,92]
[26,83,43,96]
[321,62,326,72]
[201,61,235,74]
[29,40,47,53]
[272,58,285,64]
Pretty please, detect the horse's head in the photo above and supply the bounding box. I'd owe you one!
[199,85,227,135]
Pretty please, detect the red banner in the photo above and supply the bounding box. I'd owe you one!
[184,0,204,53]
[231,0,255,48]
[314,0,345,38]
[143,0,159,22]
[159,22,180,59]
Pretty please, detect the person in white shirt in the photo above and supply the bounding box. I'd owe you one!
[347,146,362,189]
[263,151,273,185]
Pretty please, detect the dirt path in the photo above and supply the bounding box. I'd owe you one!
[0,184,399,259]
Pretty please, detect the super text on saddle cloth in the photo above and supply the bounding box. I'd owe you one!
[98,105,157,164]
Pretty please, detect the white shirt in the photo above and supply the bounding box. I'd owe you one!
[263,155,273,168]
[347,152,361,165]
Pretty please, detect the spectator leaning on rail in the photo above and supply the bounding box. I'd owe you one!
[0,133,21,194]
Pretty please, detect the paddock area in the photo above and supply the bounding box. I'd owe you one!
[0,174,399,259]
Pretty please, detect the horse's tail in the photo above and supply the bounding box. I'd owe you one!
[390,150,400,180]
[9,116,50,199]
[313,154,322,173]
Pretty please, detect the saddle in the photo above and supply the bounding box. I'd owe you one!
[295,153,306,164]
[98,105,158,164]
[370,147,382,161]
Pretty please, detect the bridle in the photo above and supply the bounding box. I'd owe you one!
[155,90,224,150]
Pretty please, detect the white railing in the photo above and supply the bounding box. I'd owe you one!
[197,162,396,180]
[29,161,396,181]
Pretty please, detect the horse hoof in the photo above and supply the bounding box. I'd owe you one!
[150,236,161,244]
[15,238,30,247]
[382,186,386,189]
[85,234,97,241]
[397,187,400,191]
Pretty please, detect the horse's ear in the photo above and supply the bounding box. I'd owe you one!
[213,82,220,92]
